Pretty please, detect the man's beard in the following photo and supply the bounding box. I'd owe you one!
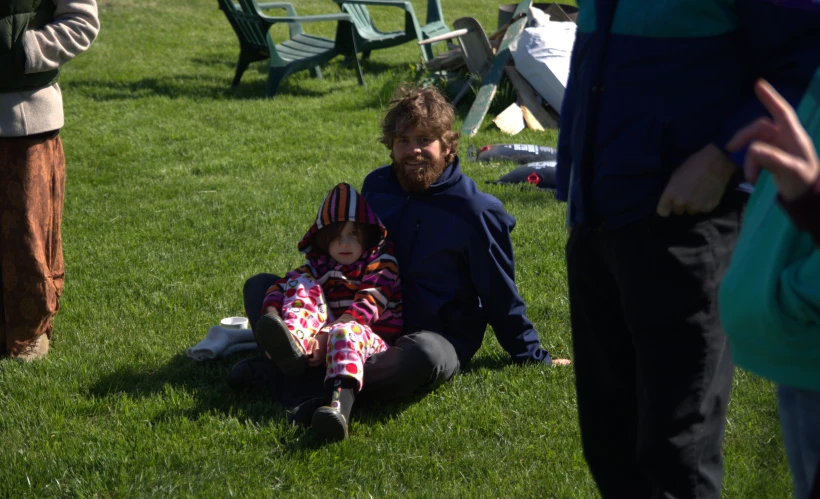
[392,153,448,192]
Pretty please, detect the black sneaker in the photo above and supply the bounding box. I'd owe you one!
[311,379,354,441]
[286,397,325,427]
[226,354,276,394]
[254,314,306,377]
[311,406,348,441]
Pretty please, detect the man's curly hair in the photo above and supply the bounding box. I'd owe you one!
[380,85,460,165]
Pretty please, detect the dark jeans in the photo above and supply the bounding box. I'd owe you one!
[243,273,460,407]
[778,385,820,499]
[565,195,744,499]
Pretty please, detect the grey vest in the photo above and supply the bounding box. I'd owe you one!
[0,0,59,92]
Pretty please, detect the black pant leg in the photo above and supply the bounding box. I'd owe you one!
[243,273,279,330]
[240,273,327,405]
[566,226,650,498]
[608,199,743,499]
[281,330,461,414]
[361,331,460,401]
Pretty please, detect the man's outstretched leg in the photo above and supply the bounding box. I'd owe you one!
[361,331,460,401]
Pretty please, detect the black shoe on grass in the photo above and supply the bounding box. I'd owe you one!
[254,313,306,377]
[226,354,276,394]
[311,406,348,441]
[287,397,326,427]
[311,378,355,441]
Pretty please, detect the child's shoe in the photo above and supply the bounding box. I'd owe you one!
[287,397,326,427]
[311,378,355,441]
[226,354,277,393]
[253,313,306,377]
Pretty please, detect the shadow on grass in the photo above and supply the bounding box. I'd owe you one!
[87,350,433,450]
[190,55,240,70]
[355,390,429,421]
[66,75,331,101]
[85,353,334,451]
[87,351,288,422]
[66,57,413,103]
[458,354,511,374]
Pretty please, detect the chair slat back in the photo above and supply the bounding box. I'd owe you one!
[425,0,445,25]
[342,3,373,29]
[230,0,273,50]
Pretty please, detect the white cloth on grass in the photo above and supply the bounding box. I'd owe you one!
[510,19,577,114]
[186,326,257,361]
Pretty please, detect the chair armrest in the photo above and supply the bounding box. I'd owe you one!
[258,12,353,24]
[335,0,414,11]
[335,0,420,36]
[256,2,297,17]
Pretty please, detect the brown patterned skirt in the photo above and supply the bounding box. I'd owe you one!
[0,133,65,357]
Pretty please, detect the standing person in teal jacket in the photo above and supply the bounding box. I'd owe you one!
[721,75,820,499]
[557,1,820,497]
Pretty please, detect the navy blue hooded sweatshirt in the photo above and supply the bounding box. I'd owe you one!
[557,0,820,229]
[361,157,549,365]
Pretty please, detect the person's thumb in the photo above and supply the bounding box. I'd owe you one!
[656,189,673,217]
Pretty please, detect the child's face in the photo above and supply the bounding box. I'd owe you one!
[328,221,364,265]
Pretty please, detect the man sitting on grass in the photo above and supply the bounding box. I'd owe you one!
[228,85,569,420]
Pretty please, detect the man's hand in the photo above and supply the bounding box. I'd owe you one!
[727,79,820,201]
[656,143,737,217]
[531,347,572,366]
[306,332,329,367]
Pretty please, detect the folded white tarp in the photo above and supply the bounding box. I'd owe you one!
[510,16,577,115]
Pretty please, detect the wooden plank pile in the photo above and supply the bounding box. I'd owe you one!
[420,0,575,137]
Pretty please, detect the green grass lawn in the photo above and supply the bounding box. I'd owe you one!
[0,0,790,497]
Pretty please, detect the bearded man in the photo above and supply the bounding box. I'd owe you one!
[229,86,566,415]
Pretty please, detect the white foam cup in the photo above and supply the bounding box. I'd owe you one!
[220,317,249,330]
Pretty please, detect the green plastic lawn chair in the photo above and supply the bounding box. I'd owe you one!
[218,0,364,97]
[332,0,450,62]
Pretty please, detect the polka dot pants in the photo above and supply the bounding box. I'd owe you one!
[325,321,388,392]
[279,273,328,354]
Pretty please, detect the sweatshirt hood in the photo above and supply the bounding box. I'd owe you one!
[298,182,388,255]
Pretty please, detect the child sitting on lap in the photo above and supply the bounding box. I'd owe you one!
[254,183,402,441]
